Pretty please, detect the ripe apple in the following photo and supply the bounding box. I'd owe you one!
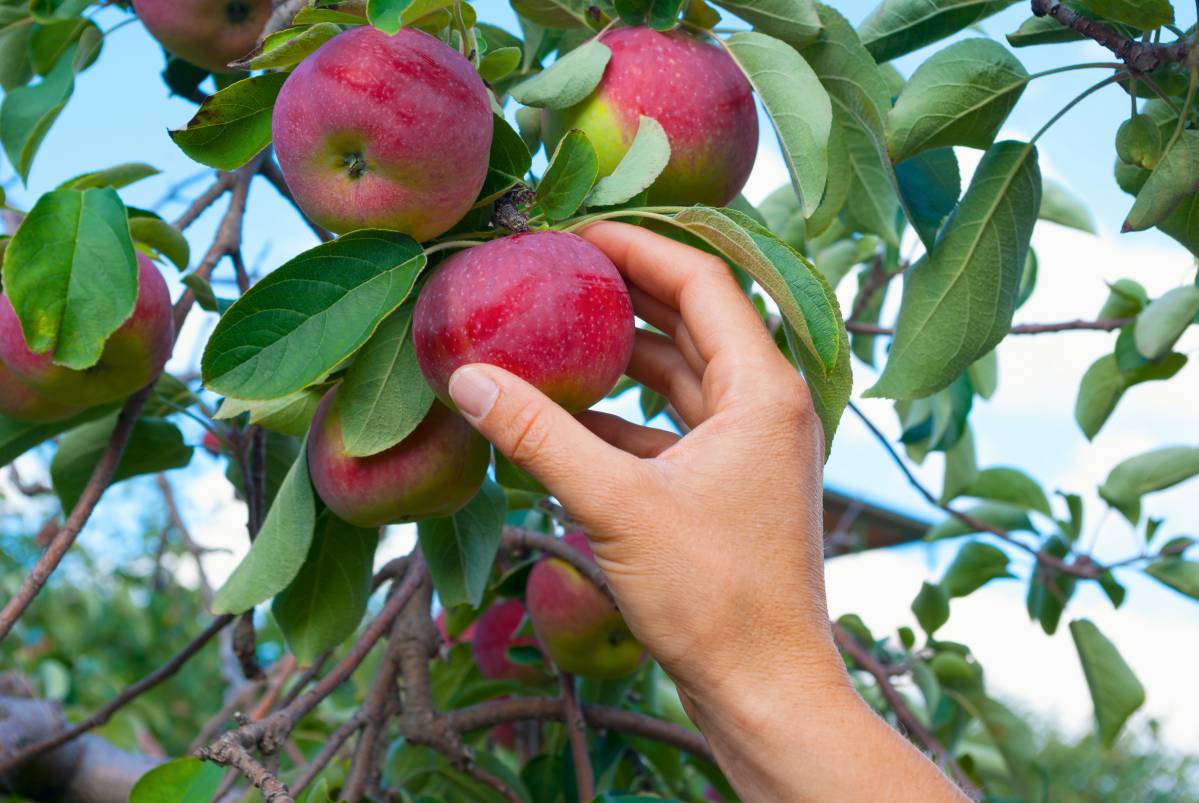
[132,0,271,73]
[413,231,634,412]
[0,359,84,423]
[272,25,494,242]
[306,388,489,527]
[526,531,645,680]
[471,599,548,684]
[0,254,174,408]
[542,26,759,207]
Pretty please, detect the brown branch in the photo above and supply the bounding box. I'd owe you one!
[198,738,293,803]
[259,157,335,243]
[156,473,216,605]
[0,385,155,644]
[290,712,366,795]
[501,526,616,606]
[832,623,981,800]
[559,673,595,803]
[262,0,310,43]
[343,618,406,802]
[172,173,234,230]
[0,615,233,775]
[847,402,1103,579]
[190,677,268,753]
[442,698,715,764]
[844,317,1132,337]
[1030,0,1189,71]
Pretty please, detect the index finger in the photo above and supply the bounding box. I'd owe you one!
[579,221,778,366]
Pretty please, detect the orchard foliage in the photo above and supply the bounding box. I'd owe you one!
[0,0,1198,801]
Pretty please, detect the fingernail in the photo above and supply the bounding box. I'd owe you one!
[449,365,499,422]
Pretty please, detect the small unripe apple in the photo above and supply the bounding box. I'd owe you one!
[526,531,645,680]
[0,254,174,408]
[272,25,494,241]
[133,0,271,73]
[542,26,758,207]
[306,388,489,527]
[471,599,548,684]
[0,359,84,423]
[413,231,634,412]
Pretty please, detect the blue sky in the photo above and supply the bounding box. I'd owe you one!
[4,1,1199,748]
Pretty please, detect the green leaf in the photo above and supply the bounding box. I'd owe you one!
[941,541,1012,597]
[1134,285,1199,359]
[202,231,425,401]
[273,513,379,663]
[1040,177,1096,233]
[1099,278,1149,319]
[479,45,522,81]
[586,115,671,207]
[50,415,194,511]
[510,0,591,27]
[510,38,611,109]
[1099,446,1199,525]
[0,406,113,469]
[1070,618,1146,746]
[710,0,821,46]
[214,385,330,437]
[30,17,95,75]
[337,304,435,457]
[1027,536,1075,634]
[941,421,977,503]
[367,0,414,33]
[859,0,1018,63]
[2,187,137,369]
[169,72,287,171]
[237,22,342,70]
[212,446,317,614]
[1007,10,1086,46]
[130,757,224,803]
[130,216,190,271]
[59,161,160,191]
[1144,557,1199,600]
[672,207,841,374]
[418,479,507,608]
[758,185,806,249]
[536,128,598,221]
[1077,0,1171,28]
[1123,130,1199,232]
[888,38,1028,164]
[0,35,96,181]
[0,19,34,93]
[926,501,1033,540]
[477,114,532,205]
[895,147,960,248]
[911,581,949,635]
[967,348,999,398]
[965,466,1051,516]
[867,141,1040,400]
[725,32,831,217]
[965,694,1037,785]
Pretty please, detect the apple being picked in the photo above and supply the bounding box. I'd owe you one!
[306,388,489,527]
[132,0,271,73]
[413,231,634,413]
[0,254,174,408]
[272,26,494,241]
[542,26,759,207]
[471,599,547,684]
[526,531,645,680]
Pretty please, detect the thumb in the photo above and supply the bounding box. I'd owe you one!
[448,364,639,514]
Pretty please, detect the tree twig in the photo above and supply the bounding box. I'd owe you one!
[559,673,595,803]
[289,712,367,795]
[1031,0,1189,71]
[501,526,616,606]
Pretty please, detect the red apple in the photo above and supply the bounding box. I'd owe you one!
[413,231,634,412]
[471,599,547,684]
[133,0,271,73]
[201,431,222,457]
[435,609,477,648]
[0,359,84,423]
[306,388,489,527]
[526,531,645,680]
[542,26,758,207]
[0,254,174,408]
[272,26,494,242]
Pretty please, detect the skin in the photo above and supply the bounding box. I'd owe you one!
[526,530,645,680]
[0,254,174,408]
[413,231,634,413]
[307,388,490,528]
[0,359,84,423]
[542,27,758,208]
[272,26,494,242]
[470,599,548,684]
[132,0,271,73]
[446,223,969,803]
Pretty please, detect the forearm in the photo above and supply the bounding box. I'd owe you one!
[682,643,970,802]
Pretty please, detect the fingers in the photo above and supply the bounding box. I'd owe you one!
[626,329,705,427]
[629,287,707,377]
[578,411,680,458]
[448,364,645,515]
[581,221,777,367]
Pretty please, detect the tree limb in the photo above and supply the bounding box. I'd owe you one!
[501,526,617,606]
[1030,0,1189,71]
[559,673,595,803]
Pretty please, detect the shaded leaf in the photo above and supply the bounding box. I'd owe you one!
[169,72,287,170]
[587,115,671,207]
[941,540,1012,597]
[1123,130,1199,232]
[1098,446,1199,525]
[130,757,224,803]
[536,128,598,221]
[418,480,508,607]
[1040,177,1096,233]
[895,147,960,249]
[926,501,1033,540]
[1134,285,1199,359]
[1070,618,1146,746]
[710,0,821,45]
[911,581,949,635]
[965,466,1051,515]
[510,38,611,109]
[859,0,1018,63]
[1144,557,1199,600]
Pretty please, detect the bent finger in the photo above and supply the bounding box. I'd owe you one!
[626,330,705,427]
[577,411,680,458]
